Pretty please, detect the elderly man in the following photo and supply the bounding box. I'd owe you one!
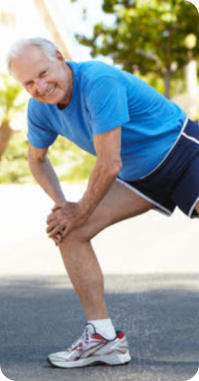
[7,37,199,368]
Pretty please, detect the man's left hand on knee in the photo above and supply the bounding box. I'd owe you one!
[46,201,87,244]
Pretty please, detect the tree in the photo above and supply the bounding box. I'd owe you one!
[73,0,199,98]
[0,74,26,161]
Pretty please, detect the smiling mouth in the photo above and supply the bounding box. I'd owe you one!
[45,85,56,96]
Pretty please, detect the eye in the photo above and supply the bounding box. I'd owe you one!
[25,81,33,90]
[40,70,48,77]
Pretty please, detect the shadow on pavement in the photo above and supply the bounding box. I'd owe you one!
[0,274,199,381]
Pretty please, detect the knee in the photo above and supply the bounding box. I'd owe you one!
[59,224,92,248]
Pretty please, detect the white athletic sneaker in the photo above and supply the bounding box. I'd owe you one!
[47,323,131,368]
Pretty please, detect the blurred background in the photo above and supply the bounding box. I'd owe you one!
[1,6,199,380]
[0,0,199,275]
[0,0,199,185]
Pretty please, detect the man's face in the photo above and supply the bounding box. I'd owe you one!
[11,45,73,106]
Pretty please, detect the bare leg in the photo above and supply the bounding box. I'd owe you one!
[58,180,153,320]
[59,237,108,320]
[195,201,199,215]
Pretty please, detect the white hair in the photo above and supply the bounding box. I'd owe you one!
[7,37,59,75]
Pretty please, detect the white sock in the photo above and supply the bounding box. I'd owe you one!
[88,318,116,340]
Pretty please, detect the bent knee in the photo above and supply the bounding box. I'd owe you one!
[59,224,94,247]
[60,210,109,247]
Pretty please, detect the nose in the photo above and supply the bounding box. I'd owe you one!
[34,78,47,96]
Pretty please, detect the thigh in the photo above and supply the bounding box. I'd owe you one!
[195,201,199,215]
[72,179,153,240]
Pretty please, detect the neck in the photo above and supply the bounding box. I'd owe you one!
[58,65,73,109]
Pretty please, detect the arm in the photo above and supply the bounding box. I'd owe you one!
[28,144,66,204]
[79,126,122,219]
[46,126,122,241]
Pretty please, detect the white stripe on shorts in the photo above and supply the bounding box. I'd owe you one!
[182,131,199,145]
[188,196,199,217]
[182,126,199,217]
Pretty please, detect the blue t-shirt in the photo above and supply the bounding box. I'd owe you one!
[27,60,187,180]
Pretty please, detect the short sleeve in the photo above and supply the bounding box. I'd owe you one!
[86,76,130,135]
[27,99,58,148]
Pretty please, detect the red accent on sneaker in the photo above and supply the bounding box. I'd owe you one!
[117,331,125,339]
[93,333,104,340]
[72,343,82,350]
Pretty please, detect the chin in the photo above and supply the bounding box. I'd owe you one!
[40,95,62,105]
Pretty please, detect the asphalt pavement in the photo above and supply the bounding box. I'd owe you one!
[0,184,199,381]
[1,274,199,381]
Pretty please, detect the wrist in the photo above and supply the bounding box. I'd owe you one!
[54,195,67,204]
[78,199,91,221]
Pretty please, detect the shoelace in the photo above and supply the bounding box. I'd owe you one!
[84,326,90,344]
[67,326,91,352]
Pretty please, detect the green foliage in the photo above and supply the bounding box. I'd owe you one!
[0,130,96,184]
[0,130,30,184]
[0,74,26,126]
[48,134,96,182]
[74,0,199,97]
[59,151,96,182]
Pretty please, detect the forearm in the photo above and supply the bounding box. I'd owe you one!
[46,128,122,242]
[79,160,120,219]
[28,155,66,204]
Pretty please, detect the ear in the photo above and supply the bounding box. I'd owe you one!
[56,50,65,63]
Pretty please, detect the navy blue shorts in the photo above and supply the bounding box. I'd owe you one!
[118,119,199,218]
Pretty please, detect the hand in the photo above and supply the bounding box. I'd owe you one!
[46,201,86,244]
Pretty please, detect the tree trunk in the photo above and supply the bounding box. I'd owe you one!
[185,57,198,117]
[0,124,14,161]
[164,69,172,99]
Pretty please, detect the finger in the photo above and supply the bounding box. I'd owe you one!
[54,236,61,245]
[52,205,61,212]
[54,227,68,245]
[46,213,56,224]
[55,231,64,245]
[52,203,65,212]
[48,225,63,238]
[59,225,71,240]
[46,224,57,234]
[46,220,58,233]
[53,230,62,240]
[47,221,66,234]
[56,236,62,245]
[52,236,60,246]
